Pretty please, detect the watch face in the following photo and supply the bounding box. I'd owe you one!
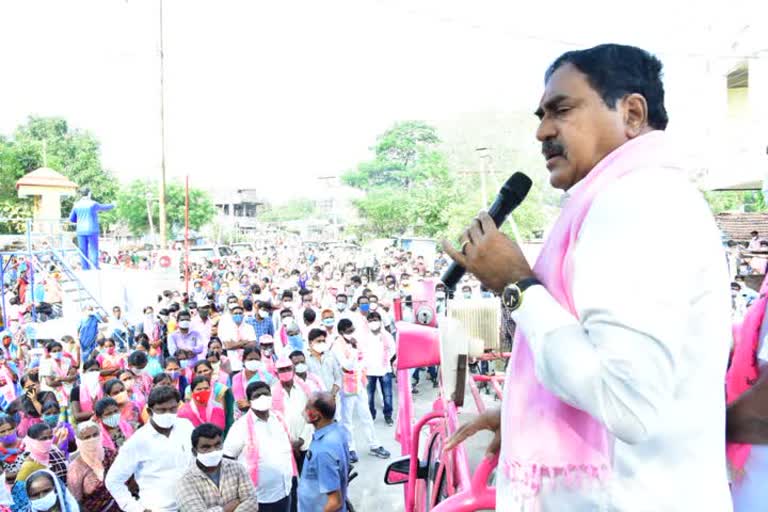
[505,285,522,310]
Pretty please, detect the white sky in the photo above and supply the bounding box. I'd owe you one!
[0,0,762,200]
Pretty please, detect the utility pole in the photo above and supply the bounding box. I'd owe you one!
[145,190,155,241]
[158,0,168,248]
[475,147,490,206]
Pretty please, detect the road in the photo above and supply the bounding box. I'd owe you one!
[346,375,498,511]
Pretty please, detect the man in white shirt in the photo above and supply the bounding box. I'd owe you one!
[105,385,195,512]
[748,230,762,251]
[223,381,294,512]
[217,305,256,373]
[306,329,341,396]
[362,312,396,425]
[443,44,732,511]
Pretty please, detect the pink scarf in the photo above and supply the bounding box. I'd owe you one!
[99,419,134,452]
[188,396,215,424]
[501,131,668,499]
[0,364,16,403]
[244,410,298,487]
[725,274,768,474]
[300,374,325,393]
[78,382,103,414]
[23,436,53,466]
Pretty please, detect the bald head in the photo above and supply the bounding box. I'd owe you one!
[308,391,336,420]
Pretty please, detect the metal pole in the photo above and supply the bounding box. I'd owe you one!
[27,219,36,322]
[145,191,155,241]
[158,0,168,249]
[0,255,6,329]
[185,175,190,296]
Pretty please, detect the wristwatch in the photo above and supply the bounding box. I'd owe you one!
[501,277,542,312]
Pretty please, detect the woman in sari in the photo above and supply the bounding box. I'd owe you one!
[38,343,76,424]
[11,423,68,512]
[24,468,79,512]
[177,376,226,430]
[206,338,231,383]
[162,357,188,397]
[7,374,56,439]
[66,421,118,511]
[230,345,274,420]
[185,361,234,433]
[102,379,139,430]
[117,370,146,420]
[92,397,132,452]
[134,336,164,377]
[38,402,75,460]
[0,414,23,484]
[69,360,102,425]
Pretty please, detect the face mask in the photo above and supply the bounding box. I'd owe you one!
[159,315,169,322]
[167,370,181,380]
[336,302,347,312]
[295,363,308,374]
[359,303,370,314]
[29,490,58,511]
[195,286,202,292]
[278,371,294,383]
[145,313,154,320]
[261,346,274,357]
[25,437,53,460]
[281,317,294,327]
[258,310,269,319]
[283,301,293,308]
[103,413,121,428]
[152,411,177,429]
[436,291,446,299]
[192,389,212,404]
[83,371,101,392]
[199,311,209,320]
[232,314,244,324]
[197,449,224,468]
[250,395,272,411]
[322,318,335,327]
[370,302,379,311]
[114,391,129,405]
[211,361,221,372]
[43,414,59,427]
[180,360,190,369]
[178,320,191,329]
[244,360,263,373]
[368,321,382,332]
[463,292,472,299]
[312,342,328,354]
[123,379,135,390]
[52,352,62,361]
[342,333,354,341]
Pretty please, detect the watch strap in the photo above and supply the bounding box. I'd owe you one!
[515,277,542,292]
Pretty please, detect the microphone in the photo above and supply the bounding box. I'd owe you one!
[441,172,533,292]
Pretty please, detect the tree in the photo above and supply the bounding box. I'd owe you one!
[260,199,317,222]
[115,179,216,236]
[0,116,118,229]
[704,190,768,214]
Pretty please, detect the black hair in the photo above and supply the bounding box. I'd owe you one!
[46,341,62,352]
[367,311,382,322]
[94,397,119,417]
[135,332,150,344]
[208,337,222,347]
[243,345,262,360]
[303,308,316,323]
[308,328,326,342]
[289,350,305,360]
[281,290,293,300]
[190,375,210,391]
[0,413,16,428]
[28,422,52,439]
[191,422,223,449]
[194,360,213,373]
[310,392,336,419]
[246,380,270,399]
[83,358,101,372]
[242,298,254,312]
[103,378,124,396]
[153,372,171,385]
[336,293,348,301]
[545,43,668,130]
[164,357,180,368]
[299,288,312,297]
[251,284,262,294]
[280,308,293,317]
[177,310,190,320]
[351,275,361,285]
[357,295,369,304]
[148,385,181,408]
[337,318,353,332]
[128,351,148,367]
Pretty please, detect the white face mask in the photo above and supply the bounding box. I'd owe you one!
[258,310,269,319]
[250,395,273,411]
[244,360,263,372]
[83,371,101,395]
[197,449,224,468]
[281,317,293,327]
[370,302,379,311]
[152,412,177,429]
[368,321,382,332]
[312,342,328,354]
[29,490,58,511]
[178,320,191,329]
[295,363,308,374]
[336,302,347,312]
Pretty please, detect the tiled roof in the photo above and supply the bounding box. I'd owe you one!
[715,212,768,243]
[16,167,78,190]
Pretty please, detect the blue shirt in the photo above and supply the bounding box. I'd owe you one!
[252,316,275,339]
[69,197,114,235]
[298,422,349,512]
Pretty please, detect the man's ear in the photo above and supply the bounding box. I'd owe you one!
[623,93,649,138]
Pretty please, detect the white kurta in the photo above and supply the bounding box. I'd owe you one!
[500,167,733,511]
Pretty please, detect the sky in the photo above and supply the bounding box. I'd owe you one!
[0,0,763,201]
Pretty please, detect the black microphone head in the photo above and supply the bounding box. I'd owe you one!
[499,172,533,206]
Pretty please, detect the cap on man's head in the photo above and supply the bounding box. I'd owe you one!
[259,334,274,345]
[276,357,293,370]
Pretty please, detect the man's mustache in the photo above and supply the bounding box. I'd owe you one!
[542,140,566,159]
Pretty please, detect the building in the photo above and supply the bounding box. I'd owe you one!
[211,188,265,232]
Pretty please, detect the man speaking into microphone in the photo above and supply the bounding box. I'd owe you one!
[443,44,732,511]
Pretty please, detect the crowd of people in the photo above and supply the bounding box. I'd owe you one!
[0,237,483,511]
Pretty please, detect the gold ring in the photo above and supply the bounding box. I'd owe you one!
[461,241,470,255]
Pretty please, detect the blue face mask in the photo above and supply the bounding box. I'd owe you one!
[43,414,59,427]
[180,360,189,369]
[232,314,244,324]
[322,318,335,327]
[359,303,370,313]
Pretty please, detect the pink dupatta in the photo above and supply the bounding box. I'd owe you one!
[501,131,669,500]
[271,378,312,414]
[99,419,134,451]
[725,274,768,474]
[244,410,298,487]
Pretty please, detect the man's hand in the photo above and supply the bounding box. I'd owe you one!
[236,398,249,411]
[442,211,534,293]
[444,408,501,458]
[292,438,304,452]
[223,499,240,512]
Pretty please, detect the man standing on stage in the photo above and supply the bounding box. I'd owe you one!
[69,186,114,270]
[444,44,732,511]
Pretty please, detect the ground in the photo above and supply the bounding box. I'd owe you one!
[346,375,497,511]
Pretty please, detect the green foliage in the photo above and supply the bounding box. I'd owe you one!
[261,199,317,222]
[344,120,553,242]
[0,116,118,229]
[0,200,32,234]
[704,190,768,214]
[116,179,216,236]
